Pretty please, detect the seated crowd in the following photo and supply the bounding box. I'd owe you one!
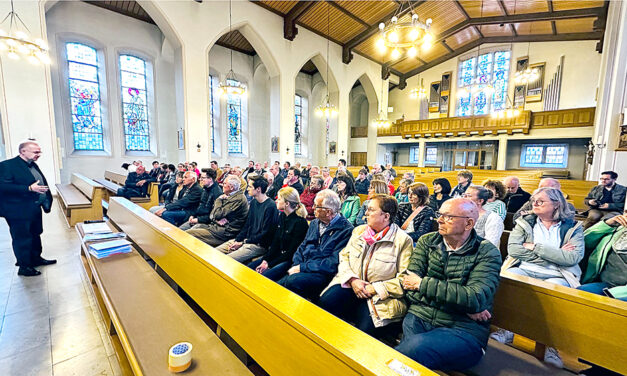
[117,160,626,372]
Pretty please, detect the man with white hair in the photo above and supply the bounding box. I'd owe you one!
[0,140,55,276]
[503,176,531,213]
[185,175,249,246]
[277,189,353,301]
[153,171,202,226]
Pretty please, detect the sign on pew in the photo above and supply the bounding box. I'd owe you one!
[107,197,438,376]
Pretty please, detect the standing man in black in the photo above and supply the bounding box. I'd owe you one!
[0,141,56,277]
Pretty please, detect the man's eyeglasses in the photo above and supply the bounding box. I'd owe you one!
[435,212,471,222]
[313,205,332,211]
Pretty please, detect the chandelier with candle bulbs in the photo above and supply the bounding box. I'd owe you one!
[376,3,433,60]
[316,3,337,118]
[0,0,50,64]
[218,0,247,98]
[409,78,427,100]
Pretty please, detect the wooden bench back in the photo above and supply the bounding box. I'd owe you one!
[107,198,437,376]
[105,170,127,185]
[70,173,102,200]
[493,273,627,375]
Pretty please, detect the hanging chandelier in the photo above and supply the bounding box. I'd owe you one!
[373,77,391,128]
[0,0,50,64]
[491,94,520,119]
[316,3,337,118]
[409,78,427,99]
[514,67,539,85]
[376,1,433,59]
[218,0,246,98]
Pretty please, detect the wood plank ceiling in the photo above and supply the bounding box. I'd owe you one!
[252,0,609,86]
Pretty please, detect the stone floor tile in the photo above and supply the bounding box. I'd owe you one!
[0,343,52,376]
[0,315,51,359]
[52,346,113,376]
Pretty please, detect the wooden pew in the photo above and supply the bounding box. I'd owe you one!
[55,173,104,227]
[95,170,159,210]
[77,222,250,376]
[486,272,627,375]
[106,197,438,376]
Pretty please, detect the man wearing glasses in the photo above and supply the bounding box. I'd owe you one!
[278,189,353,301]
[396,198,502,371]
[583,171,626,229]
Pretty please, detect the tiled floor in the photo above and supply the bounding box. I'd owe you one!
[0,205,121,375]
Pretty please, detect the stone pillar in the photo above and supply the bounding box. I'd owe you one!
[497,134,508,170]
[182,43,210,167]
[337,87,350,165]
[0,2,59,185]
[279,74,295,163]
[417,139,426,167]
[367,79,388,165]
[589,0,627,180]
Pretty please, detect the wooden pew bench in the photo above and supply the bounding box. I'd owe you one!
[55,173,104,227]
[95,170,159,210]
[475,272,627,376]
[77,222,250,376]
[106,197,438,376]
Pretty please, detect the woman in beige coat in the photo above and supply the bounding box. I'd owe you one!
[318,194,414,337]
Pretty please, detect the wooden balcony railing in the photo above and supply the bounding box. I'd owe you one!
[350,126,368,138]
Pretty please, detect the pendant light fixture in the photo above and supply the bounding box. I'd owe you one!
[373,78,391,128]
[0,0,50,64]
[315,2,338,118]
[217,0,247,97]
[409,77,427,99]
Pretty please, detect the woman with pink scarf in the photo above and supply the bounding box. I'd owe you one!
[318,194,414,338]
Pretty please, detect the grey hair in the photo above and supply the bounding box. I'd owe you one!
[404,172,415,181]
[532,187,574,221]
[183,171,197,181]
[18,140,39,152]
[382,169,392,181]
[315,189,341,214]
[224,175,241,191]
[311,175,324,187]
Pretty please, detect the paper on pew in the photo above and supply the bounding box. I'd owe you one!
[82,222,112,234]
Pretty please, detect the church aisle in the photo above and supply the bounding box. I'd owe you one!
[0,205,121,375]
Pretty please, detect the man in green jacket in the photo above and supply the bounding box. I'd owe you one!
[396,198,502,371]
[578,213,627,301]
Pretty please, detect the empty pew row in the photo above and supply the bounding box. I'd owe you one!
[55,173,104,227]
[77,221,251,376]
[105,197,438,376]
[94,170,159,210]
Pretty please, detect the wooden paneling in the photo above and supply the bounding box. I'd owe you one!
[413,1,467,35]
[216,30,255,55]
[376,122,402,137]
[514,20,554,34]
[459,0,505,17]
[552,0,605,11]
[259,0,299,15]
[445,27,481,49]
[478,23,514,37]
[354,34,388,64]
[530,107,595,129]
[390,58,423,74]
[400,111,532,138]
[555,17,596,33]
[350,152,367,167]
[335,0,398,26]
[82,1,154,24]
[350,126,368,138]
[420,43,450,62]
[502,0,550,14]
[299,2,366,44]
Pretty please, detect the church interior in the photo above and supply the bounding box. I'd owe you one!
[0,0,625,375]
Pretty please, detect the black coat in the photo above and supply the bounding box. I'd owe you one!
[0,156,53,220]
[123,172,155,197]
[165,183,203,216]
[195,182,223,222]
[504,187,531,213]
[264,211,309,267]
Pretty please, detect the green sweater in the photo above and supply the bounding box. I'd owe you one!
[340,195,361,226]
[405,231,502,347]
[582,221,627,287]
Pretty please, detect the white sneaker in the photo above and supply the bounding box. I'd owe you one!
[544,347,564,368]
[489,329,514,344]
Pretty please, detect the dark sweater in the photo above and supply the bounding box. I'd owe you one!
[195,183,223,223]
[235,197,279,248]
[504,187,531,213]
[428,194,451,212]
[394,203,436,242]
[264,211,309,267]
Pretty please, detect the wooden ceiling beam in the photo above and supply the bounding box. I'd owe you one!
[496,0,518,36]
[453,1,485,41]
[402,31,603,78]
[284,1,317,41]
[441,40,454,53]
[547,1,557,35]
[325,1,370,28]
[342,0,428,64]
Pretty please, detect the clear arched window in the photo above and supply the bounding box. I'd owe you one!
[66,42,104,150]
[119,55,150,151]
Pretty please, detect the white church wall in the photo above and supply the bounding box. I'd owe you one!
[46,1,178,182]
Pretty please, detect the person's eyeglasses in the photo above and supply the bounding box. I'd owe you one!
[435,212,471,222]
[532,199,547,207]
[313,205,332,211]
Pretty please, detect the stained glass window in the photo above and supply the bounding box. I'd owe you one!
[520,144,568,168]
[209,75,216,153]
[227,79,242,154]
[67,43,104,151]
[295,94,302,155]
[425,147,438,164]
[119,55,150,151]
[457,51,511,116]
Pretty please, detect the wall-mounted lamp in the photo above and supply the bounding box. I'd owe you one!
[341,150,345,157]
[595,136,606,150]
[196,142,201,152]
[286,147,290,155]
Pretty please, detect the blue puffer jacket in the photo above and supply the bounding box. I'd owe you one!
[292,214,354,275]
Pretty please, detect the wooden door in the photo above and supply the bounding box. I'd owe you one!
[350,152,367,167]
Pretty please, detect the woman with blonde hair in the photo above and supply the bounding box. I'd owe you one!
[355,180,390,225]
[248,187,309,281]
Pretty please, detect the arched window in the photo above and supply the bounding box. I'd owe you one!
[209,75,217,153]
[227,79,242,154]
[119,55,150,151]
[295,94,302,155]
[66,42,104,150]
[457,50,511,116]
